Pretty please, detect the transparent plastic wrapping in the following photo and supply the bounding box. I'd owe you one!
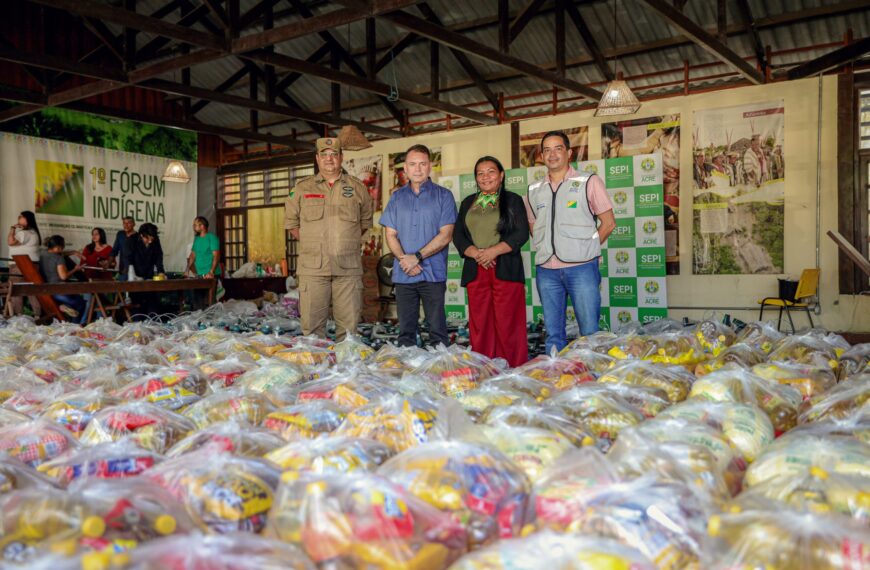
[556,347,617,375]
[734,321,785,353]
[266,472,467,568]
[0,454,58,493]
[1,379,68,416]
[511,354,594,391]
[379,441,531,548]
[371,345,432,374]
[265,436,393,475]
[246,332,295,358]
[335,395,442,453]
[482,373,555,402]
[745,432,870,487]
[274,344,336,367]
[330,334,376,363]
[446,530,655,570]
[694,319,737,356]
[800,374,870,424]
[40,390,120,437]
[411,346,504,397]
[123,532,316,570]
[482,404,596,448]
[481,423,575,482]
[235,360,307,405]
[198,355,259,389]
[838,344,870,380]
[689,365,803,435]
[80,403,195,454]
[456,385,533,422]
[182,389,276,429]
[768,335,840,369]
[295,370,398,409]
[703,507,870,570]
[751,359,837,401]
[112,366,208,412]
[598,360,694,403]
[694,343,767,376]
[593,334,651,361]
[0,419,79,468]
[37,439,161,487]
[146,450,281,534]
[262,401,347,441]
[658,400,774,464]
[545,387,644,450]
[166,421,286,458]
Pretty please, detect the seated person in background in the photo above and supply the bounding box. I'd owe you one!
[123,223,165,318]
[39,235,88,323]
[81,227,114,270]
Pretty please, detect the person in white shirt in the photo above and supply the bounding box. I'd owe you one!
[6,210,42,316]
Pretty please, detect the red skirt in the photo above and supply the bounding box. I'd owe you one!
[466,265,528,367]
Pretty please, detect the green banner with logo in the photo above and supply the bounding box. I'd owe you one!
[437,153,667,328]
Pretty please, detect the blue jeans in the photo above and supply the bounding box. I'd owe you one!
[536,262,601,354]
[53,294,90,324]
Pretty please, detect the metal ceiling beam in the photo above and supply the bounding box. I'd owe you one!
[374,32,417,73]
[27,0,226,52]
[381,10,603,100]
[787,36,870,79]
[0,46,127,82]
[734,0,765,73]
[136,3,215,63]
[564,2,613,81]
[189,65,248,115]
[81,18,125,64]
[242,50,498,125]
[509,0,548,44]
[639,0,764,84]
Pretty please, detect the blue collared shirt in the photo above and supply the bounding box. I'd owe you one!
[379,179,457,284]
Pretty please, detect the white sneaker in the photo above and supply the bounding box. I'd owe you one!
[59,305,79,319]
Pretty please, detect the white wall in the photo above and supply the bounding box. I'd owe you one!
[344,75,870,332]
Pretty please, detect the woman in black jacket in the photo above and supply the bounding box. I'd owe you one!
[453,156,529,366]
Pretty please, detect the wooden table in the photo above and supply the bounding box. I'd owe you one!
[9,278,216,322]
[222,276,288,300]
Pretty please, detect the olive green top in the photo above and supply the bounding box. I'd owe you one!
[465,198,501,249]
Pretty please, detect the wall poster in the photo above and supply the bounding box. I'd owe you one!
[344,154,383,211]
[519,127,589,167]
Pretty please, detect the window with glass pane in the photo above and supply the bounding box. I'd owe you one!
[861,90,870,150]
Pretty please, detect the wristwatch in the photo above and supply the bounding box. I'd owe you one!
[414,251,423,263]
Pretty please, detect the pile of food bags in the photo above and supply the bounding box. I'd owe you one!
[0,314,864,569]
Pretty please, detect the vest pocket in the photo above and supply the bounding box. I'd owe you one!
[559,224,596,239]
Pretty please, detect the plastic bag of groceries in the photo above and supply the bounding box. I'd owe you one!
[262,401,347,441]
[598,360,694,403]
[641,331,707,368]
[146,449,281,534]
[412,346,504,397]
[234,360,307,406]
[40,389,121,437]
[745,432,870,487]
[658,400,774,464]
[266,472,467,569]
[446,531,655,570]
[121,532,315,570]
[371,344,432,375]
[166,421,286,458]
[182,388,276,429]
[734,321,785,354]
[799,373,870,423]
[556,347,617,375]
[330,334,375,363]
[246,332,294,358]
[265,436,393,475]
[456,384,534,422]
[37,439,162,487]
[199,355,259,389]
[591,333,651,361]
[379,441,531,549]
[335,395,452,453]
[558,475,710,569]
[694,319,737,356]
[694,343,767,376]
[702,507,870,570]
[482,404,597,448]
[0,454,58,493]
[113,322,163,346]
[544,386,645,450]
[80,402,195,454]
[689,365,803,435]
[112,366,208,412]
[481,422,576,483]
[22,359,69,384]
[512,353,594,390]
[483,373,555,402]
[1,378,67,416]
[576,382,672,418]
[751,358,837,401]
[274,340,336,367]
[0,419,79,468]
[838,344,870,380]
[0,408,30,430]
[788,410,870,444]
[295,368,398,409]
[732,466,870,524]
[768,334,840,369]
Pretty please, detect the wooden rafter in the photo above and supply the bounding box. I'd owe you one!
[509,0,548,44]
[564,2,613,81]
[734,0,766,73]
[787,36,870,79]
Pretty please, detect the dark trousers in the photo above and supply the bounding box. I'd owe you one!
[395,281,449,348]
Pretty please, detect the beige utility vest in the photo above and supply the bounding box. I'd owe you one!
[528,173,601,265]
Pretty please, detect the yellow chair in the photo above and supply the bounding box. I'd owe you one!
[758,268,819,333]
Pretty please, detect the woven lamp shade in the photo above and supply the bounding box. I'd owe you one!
[594,75,641,117]
[338,125,373,151]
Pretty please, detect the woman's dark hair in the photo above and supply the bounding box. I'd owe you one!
[84,227,107,253]
[473,155,517,236]
[19,211,41,244]
[139,223,159,239]
[45,235,65,250]
[194,216,209,230]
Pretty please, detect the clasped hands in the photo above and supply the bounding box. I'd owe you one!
[465,246,498,269]
[398,254,422,276]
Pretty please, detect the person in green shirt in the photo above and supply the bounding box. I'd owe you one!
[185,216,220,310]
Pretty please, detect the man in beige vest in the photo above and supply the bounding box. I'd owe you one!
[284,137,373,340]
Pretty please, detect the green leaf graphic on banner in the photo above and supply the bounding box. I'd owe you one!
[35,160,85,217]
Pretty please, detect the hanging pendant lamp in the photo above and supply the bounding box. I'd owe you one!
[161,160,190,183]
[594,0,640,117]
[338,125,373,151]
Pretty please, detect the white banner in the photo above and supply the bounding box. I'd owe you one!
[0,133,197,271]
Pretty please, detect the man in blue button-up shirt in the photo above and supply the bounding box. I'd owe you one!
[380,144,457,347]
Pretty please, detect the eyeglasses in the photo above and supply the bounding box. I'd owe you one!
[319,152,340,159]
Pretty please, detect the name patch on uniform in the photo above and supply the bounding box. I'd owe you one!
[536,202,546,210]
[342,186,354,198]
[567,200,578,208]
[304,193,325,199]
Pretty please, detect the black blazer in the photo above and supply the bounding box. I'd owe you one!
[453,190,529,287]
